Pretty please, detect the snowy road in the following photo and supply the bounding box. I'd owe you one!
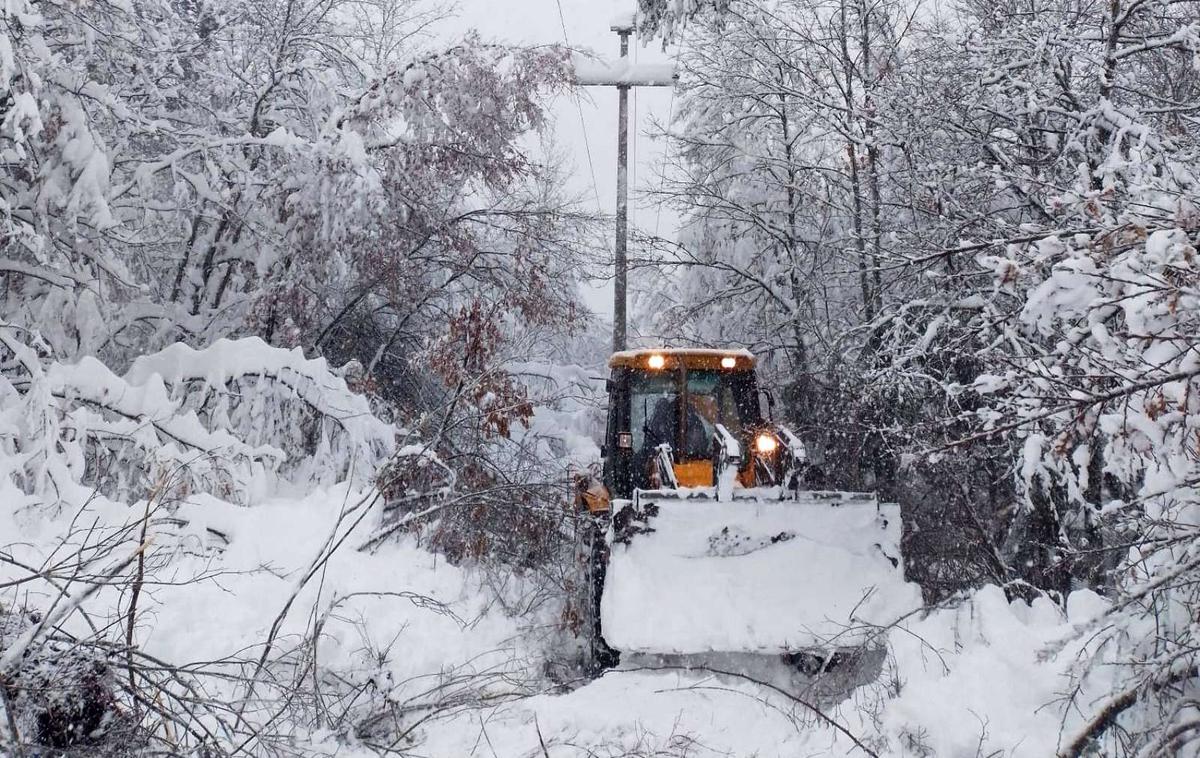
[414,584,1113,758]
[419,667,867,757]
[2,483,1112,758]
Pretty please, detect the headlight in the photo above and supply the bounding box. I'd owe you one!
[754,433,778,454]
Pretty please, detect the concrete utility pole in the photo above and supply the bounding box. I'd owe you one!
[613,25,631,354]
[575,18,676,353]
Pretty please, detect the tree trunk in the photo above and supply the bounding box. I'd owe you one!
[839,0,874,322]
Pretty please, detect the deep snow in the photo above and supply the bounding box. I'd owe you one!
[1,476,1115,757]
[415,585,1112,757]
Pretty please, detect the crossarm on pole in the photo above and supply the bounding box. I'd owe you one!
[572,55,678,87]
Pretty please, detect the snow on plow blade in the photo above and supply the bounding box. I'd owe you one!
[600,488,922,655]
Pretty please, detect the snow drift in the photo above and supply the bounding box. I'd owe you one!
[415,584,1113,757]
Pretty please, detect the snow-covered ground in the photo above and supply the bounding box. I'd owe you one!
[409,584,1111,757]
[2,465,1113,757]
[0,338,1118,756]
[139,488,535,683]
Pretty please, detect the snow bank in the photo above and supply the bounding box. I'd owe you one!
[409,585,1111,757]
[880,585,1111,757]
[144,486,530,683]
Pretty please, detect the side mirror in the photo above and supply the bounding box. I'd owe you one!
[600,444,608,459]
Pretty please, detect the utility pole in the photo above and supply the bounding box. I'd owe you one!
[613,25,631,354]
[575,19,676,353]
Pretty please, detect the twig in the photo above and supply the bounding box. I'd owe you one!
[0,679,25,758]
[126,487,159,718]
[535,714,552,758]
[0,542,149,674]
[1058,666,1200,757]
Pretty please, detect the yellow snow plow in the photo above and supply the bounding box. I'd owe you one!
[577,348,919,681]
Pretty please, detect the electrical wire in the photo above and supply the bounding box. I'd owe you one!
[631,30,638,229]
[653,17,688,238]
[554,0,604,215]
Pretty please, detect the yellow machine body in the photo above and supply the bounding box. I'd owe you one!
[577,348,772,513]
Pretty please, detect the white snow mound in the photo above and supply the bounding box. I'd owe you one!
[601,498,923,653]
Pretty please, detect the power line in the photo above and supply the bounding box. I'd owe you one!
[554,0,604,215]
[653,17,687,238]
[629,31,640,345]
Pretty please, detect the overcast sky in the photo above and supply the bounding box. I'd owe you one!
[450,0,682,320]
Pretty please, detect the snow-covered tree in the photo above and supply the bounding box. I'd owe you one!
[642,0,908,370]
[659,0,1200,747]
[2,0,597,465]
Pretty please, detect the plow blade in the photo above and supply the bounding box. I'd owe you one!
[600,489,922,656]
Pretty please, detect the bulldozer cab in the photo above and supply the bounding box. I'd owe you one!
[603,349,764,499]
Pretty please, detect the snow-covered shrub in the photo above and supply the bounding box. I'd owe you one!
[0,330,395,507]
[126,338,396,490]
[968,109,1200,754]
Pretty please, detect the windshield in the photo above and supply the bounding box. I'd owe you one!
[628,368,760,462]
[686,369,754,440]
[630,371,678,456]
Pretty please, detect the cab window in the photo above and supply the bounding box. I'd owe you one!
[629,371,678,457]
[685,369,755,440]
[627,366,761,463]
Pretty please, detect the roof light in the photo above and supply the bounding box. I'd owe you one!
[720,356,737,369]
[647,354,666,370]
[754,433,779,454]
